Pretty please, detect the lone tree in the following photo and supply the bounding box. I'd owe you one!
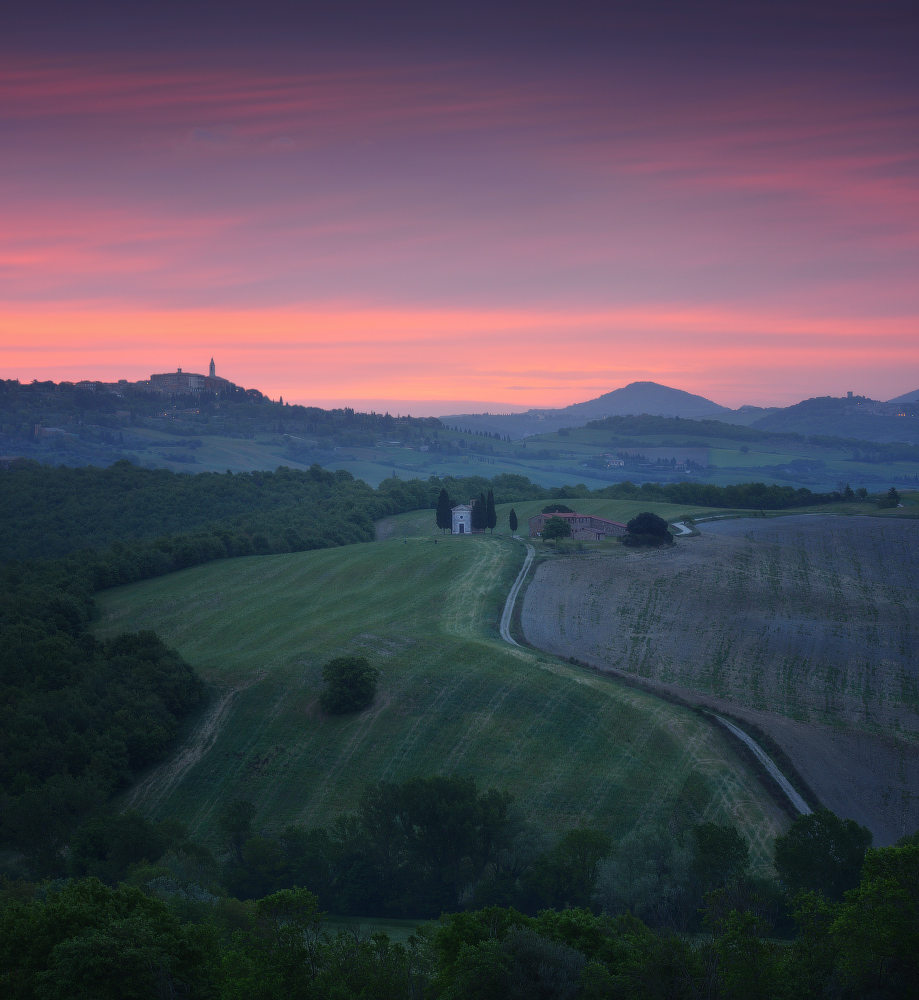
[541,516,571,545]
[319,656,379,714]
[435,488,451,533]
[509,508,518,532]
[623,511,673,548]
[471,492,487,531]
[486,489,497,533]
[542,503,574,514]
[881,486,901,508]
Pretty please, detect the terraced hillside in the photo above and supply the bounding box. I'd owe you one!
[521,515,919,842]
[94,535,786,862]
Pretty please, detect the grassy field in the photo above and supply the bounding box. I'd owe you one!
[94,535,786,864]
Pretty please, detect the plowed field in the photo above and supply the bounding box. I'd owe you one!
[520,515,919,843]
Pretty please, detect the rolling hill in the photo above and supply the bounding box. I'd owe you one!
[93,532,786,864]
[555,381,730,420]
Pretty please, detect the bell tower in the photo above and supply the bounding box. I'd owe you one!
[209,357,215,378]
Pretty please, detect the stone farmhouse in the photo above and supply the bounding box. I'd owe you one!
[528,511,628,541]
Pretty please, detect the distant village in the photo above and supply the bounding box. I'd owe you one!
[5,359,242,399]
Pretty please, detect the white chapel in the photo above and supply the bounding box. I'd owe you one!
[451,503,474,534]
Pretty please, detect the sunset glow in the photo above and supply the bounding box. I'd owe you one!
[2,5,917,409]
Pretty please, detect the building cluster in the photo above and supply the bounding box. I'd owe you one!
[844,392,917,418]
[4,360,240,399]
[145,359,237,395]
[527,511,627,541]
[449,503,628,540]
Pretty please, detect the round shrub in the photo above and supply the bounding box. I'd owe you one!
[623,512,674,547]
[319,656,379,714]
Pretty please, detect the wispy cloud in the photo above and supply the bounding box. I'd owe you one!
[1,42,917,404]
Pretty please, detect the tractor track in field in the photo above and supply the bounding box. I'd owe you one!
[125,686,240,812]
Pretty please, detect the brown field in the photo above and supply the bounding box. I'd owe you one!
[520,515,919,844]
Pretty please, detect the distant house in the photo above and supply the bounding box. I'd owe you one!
[452,502,482,535]
[528,511,628,541]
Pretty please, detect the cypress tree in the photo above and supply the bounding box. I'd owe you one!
[509,508,518,532]
[486,489,497,533]
[436,488,451,533]
[472,492,487,531]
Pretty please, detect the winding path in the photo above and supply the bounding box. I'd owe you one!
[711,715,811,815]
[497,540,811,816]
[499,540,535,646]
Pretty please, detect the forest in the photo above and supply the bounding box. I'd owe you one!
[1,775,916,999]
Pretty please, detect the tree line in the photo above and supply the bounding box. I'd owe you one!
[1,770,916,999]
[0,461,873,571]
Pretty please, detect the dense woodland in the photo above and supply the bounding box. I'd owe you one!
[1,778,916,998]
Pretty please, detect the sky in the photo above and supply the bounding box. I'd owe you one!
[1,2,918,413]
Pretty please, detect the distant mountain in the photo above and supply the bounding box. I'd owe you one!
[887,388,919,405]
[556,381,730,420]
[439,381,737,438]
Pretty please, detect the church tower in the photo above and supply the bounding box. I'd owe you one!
[209,357,215,378]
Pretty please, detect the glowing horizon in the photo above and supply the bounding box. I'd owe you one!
[2,8,917,411]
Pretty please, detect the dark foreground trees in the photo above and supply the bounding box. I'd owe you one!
[5,840,918,1000]
[774,808,872,902]
[0,879,219,1000]
[509,508,518,532]
[2,792,917,999]
[319,656,379,714]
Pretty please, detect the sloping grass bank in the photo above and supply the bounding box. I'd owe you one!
[95,535,785,863]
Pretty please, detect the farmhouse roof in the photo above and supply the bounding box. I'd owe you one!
[536,511,627,528]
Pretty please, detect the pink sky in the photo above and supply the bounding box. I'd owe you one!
[2,16,917,411]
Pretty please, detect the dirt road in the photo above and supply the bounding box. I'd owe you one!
[499,541,534,646]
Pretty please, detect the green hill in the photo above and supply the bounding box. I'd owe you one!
[94,534,786,865]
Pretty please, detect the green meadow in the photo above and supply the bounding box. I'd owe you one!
[95,533,786,864]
